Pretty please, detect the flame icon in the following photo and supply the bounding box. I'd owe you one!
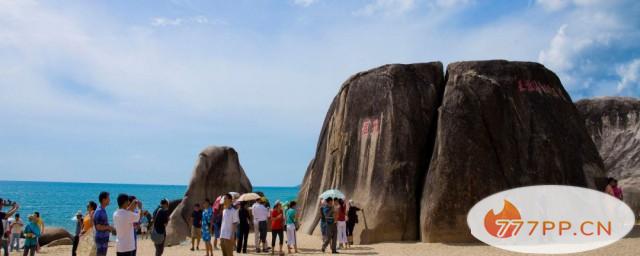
[484,200,522,238]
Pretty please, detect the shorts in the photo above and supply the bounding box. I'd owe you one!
[191,226,202,239]
[202,226,211,242]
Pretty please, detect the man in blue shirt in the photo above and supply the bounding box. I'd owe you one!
[94,192,114,256]
[321,198,338,254]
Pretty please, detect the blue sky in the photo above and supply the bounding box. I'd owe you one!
[1,0,639,186]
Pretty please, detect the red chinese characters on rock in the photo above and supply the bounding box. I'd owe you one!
[362,119,371,136]
[372,119,380,133]
[361,118,380,137]
[517,80,567,101]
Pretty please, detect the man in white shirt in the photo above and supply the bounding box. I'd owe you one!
[251,199,269,252]
[113,194,141,256]
[220,194,239,256]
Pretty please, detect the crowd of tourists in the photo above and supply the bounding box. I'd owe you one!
[189,194,301,256]
[318,198,360,254]
[0,190,368,256]
[0,199,46,256]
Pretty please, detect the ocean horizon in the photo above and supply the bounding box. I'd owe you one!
[0,180,299,233]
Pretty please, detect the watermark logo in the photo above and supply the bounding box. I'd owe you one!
[484,200,522,238]
[467,185,635,254]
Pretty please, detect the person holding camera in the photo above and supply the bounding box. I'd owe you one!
[114,194,141,256]
[0,198,19,256]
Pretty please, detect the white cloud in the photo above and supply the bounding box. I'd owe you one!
[151,16,217,27]
[536,0,572,11]
[433,0,474,8]
[151,17,182,26]
[293,0,318,7]
[617,59,640,93]
[538,24,594,86]
[536,0,639,97]
[353,0,416,16]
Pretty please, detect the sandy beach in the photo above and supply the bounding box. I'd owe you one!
[15,225,639,256]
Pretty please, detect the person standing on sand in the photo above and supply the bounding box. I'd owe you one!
[81,201,97,235]
[128,195,142,256]
[139,211,150,240]
[189,203,203,251]
[33,212,44,252]
[321,198,338,254]
[114,194,141,256]
[252,198,270,253]
[285,201,299,254]
[212,201,223,251]
[77,201,97,256]
[336,199,348,249]
[1,199,19,256]
[236,201,251,254]
[201,199,214,256]
[319,199,327,243]
[346,200,360,246]
[94,192,114,256]
[151,199,169,256]
[270,201,285,255]
[22,214,40,256]
[72,211,84,256]
[219,194,238,256]
[9,213,24,252]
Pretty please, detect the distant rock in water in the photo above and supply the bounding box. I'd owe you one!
[297,63,445,243]
[421,60,607,242]
[165,146,252,246]
[576,97,640,216]
[39,227,72,247]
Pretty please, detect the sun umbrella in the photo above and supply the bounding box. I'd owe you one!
[320,189,345,199]
[237,192,261,202]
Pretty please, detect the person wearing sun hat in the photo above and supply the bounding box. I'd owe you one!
[72,210,84,256]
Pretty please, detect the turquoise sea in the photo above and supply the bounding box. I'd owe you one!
[0,180,298,233]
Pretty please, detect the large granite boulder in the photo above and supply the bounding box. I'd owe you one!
[39,227,72,246]
[165,146,252,245]
[421,60,607,242]
[576,97,640,217]
[297,63,444,243]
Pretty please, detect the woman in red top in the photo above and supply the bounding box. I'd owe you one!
[270,202,285,255]
[337,198,348,248]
